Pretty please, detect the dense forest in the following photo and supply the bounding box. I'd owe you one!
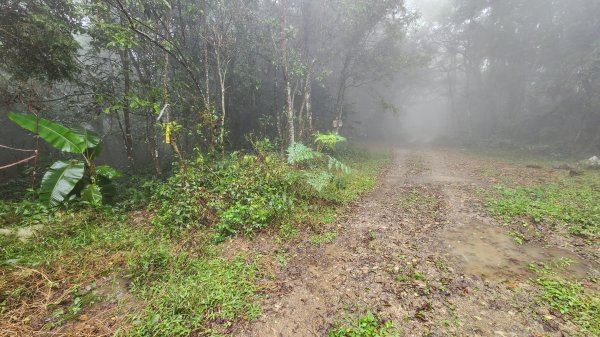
[1,0,417,176]
[1,0,599,336]
[2,0,599,175]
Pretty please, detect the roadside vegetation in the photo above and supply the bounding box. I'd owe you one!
[528,259,599,336]
[327,313,399,337]
[486,171,600,241]
[0,139,388,335]
[477,151,599,336]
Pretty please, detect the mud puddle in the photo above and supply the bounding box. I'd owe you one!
[440,217,591,279]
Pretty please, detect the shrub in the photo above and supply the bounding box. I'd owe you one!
[150,151,294,240]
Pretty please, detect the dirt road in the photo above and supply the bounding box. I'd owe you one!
[236,148,596,337]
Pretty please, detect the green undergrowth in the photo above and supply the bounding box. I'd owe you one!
[150,147,387,241]
[528,259,599,336]
[127,246,259,336]
[0,145,388,335]
[486,172,600,239]
[327,312,400,337]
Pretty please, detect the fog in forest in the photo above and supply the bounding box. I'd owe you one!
[2,1,600,335]
[2,0,600,177]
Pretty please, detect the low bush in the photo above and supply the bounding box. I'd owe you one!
[149,151,296,240]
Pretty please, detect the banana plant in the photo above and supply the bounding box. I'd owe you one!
[8,112,120,207]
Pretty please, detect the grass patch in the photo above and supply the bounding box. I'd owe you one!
[486,172,600,239]
[528,259,599,336]
[327,312,399,337]
[128,251,259,336]
[309,230,337,245]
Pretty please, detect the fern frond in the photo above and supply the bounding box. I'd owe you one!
[313,132,347,150]
[327,155,352,174]
[287,143,322,164]
[304,171,334,192]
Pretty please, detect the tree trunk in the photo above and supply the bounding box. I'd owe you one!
[281,0,294,145]
[285,70,294,145]
[216,53,228,153]
[202,2,211,110]
[334,55,351,133]
[120,50,135,166]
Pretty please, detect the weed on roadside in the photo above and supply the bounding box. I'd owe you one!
[309,231,338,245]
[327,312,400,337]
[528,259,599,336]
[487,173,600,240]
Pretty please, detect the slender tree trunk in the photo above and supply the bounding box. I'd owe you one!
[202,2,211,110]
[281,0,294,145]
[334,55,351,133]
[146,112,162,176]
[120,50,135,167]
[284,70,294,145]
[297,69,312,141]
[273,66,283,147]
[216,53,228,154]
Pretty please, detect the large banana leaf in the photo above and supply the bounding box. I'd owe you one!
[72,126,102,159]
[71,126,100,149]
[8,112,86,153]
[39,160,85,206]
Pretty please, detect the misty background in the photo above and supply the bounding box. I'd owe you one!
[2,0,600,181]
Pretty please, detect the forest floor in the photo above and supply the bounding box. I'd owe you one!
[235,147,599,337]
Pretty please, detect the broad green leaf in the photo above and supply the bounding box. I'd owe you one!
[82,184,102,207]
[8,112,86,153]
[72,127,103,159]
[96,165,121,180]
[39,160,85,206]
[72,127,101,149]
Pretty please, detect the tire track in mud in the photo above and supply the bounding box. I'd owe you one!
[237,148,594,337]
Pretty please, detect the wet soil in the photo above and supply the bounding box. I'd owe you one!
[236,147,598,337]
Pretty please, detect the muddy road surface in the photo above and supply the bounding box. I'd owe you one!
[236,148,597,337]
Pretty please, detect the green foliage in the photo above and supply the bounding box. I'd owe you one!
[529,260,599,335]
[309,230,337,245]
[0,146,389,336]
[287,142,322,165]
[305,171,335,192]
[328,156,352,174]
[8,112,87,153]
[8,113,120,207]
[129,252,259,337]
[0,0,80,81]
[314,132,347,151]
[327,313,399,337]
[487,174,600,239]
[39,160,85,207]
[286,142,352,193]
[0,199,50,228]
[96,165,121,180]
[150,153,294,240]
[0,194,261,335]
[278,223,299,241]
